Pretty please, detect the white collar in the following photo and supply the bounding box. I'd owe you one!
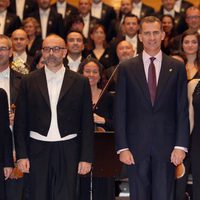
[142,50,162,63]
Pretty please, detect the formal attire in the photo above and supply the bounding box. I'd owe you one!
[14,66,94,200]
[88,48,114,69]
[0,88,13,200]
[0,10,21,37]
[189,79,200,200]
[79,91,115,200]
[174,0,193,15]
[28,8,64,39]
[0,68,24,200]
[8,0,38,20]
[115,51,189,200]
[51,2,78,36]
[26,35,43,57]
[131,2,154,19]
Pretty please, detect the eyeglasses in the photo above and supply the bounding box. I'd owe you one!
[42,46,66,53]
[186,15,200,20]
[0,47,11,52]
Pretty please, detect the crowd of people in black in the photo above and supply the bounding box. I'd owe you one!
[0,0,200,200]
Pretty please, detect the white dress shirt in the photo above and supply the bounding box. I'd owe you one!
[13,51,27,63]
[82,14,90,38]
[163,8,175,18]
[39,8,50,39]
[56,1,67,19]
[132,2,142,18]
[0,67,10,106]
[0,10,7,34]
[174,0,182,13]
[67,55,82,72]
[16,0,25,20]
[30,65,77,141]
[125,35,138,56]
[91,2,102,19]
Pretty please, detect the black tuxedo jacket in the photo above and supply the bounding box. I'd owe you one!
[178,0,193,15]
[115,53,189,162]
[0,88,13,167]
[8,0,38,19]
[10,69,23,106]
[156,8,187,34]
[29,8,64,38]
[14,68,94,162]
[140,3,155,19]
[4,11,21,37]
[51,2,78,35]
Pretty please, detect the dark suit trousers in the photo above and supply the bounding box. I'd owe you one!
[0,164,6,200]
[28,137,79,200]
[127,156,175,200]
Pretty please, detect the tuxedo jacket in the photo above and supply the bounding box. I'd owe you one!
[8,0,38,19]
[139,3,155,19]
[156,8,187,34]
[9,69,23,106]
[51,2,78,35]
[115,53,189,162]
[0,88,13,167]
[14,68,94,163]
[28,8,64,38]
[4,11,21,37]
[178,0,193,15]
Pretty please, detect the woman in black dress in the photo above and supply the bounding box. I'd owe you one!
[78,57,115,200]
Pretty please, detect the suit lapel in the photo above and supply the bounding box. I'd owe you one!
[58,69,75,102]
[37,68,50,107]
[155,54,173,104]
[133,55,151,104]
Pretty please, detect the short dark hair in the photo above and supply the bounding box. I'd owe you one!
[139,16,163,33]
[123,13,140,24]
[65,30,84,42]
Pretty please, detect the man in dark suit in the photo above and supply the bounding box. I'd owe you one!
[0,88,13,200]
[51,0,78,36]
[28,0,64,39]
[115,16,189,200]
[132,0,155,19]
[110,13,143,64]
[0,34,23,200]
[78,0,99,40]
[8,0,37,20]
[14,34,94,200]
[0,0,21,37]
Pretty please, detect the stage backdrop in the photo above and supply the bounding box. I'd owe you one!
[51,0,199,10]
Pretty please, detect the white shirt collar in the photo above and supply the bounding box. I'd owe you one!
[39,7,50,15]
[82,13,90,21]
[57,1,67,8]
[133,1,142,8]
[92,2,102,8]
[13,51,27,63]
[142,50,162,63]
[45,64,65,81]
[163,8,175,17]
[0,67,10,78]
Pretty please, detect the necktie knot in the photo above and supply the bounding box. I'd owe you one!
[150,57,156,63]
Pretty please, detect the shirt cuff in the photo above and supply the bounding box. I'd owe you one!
[174,146,188,153]
[117,148,129,154]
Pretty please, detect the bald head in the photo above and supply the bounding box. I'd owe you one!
[11,29,29,53]
[117,40,135,62]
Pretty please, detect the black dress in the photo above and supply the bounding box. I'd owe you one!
[191,81,200,200]
[79,92,115,200]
